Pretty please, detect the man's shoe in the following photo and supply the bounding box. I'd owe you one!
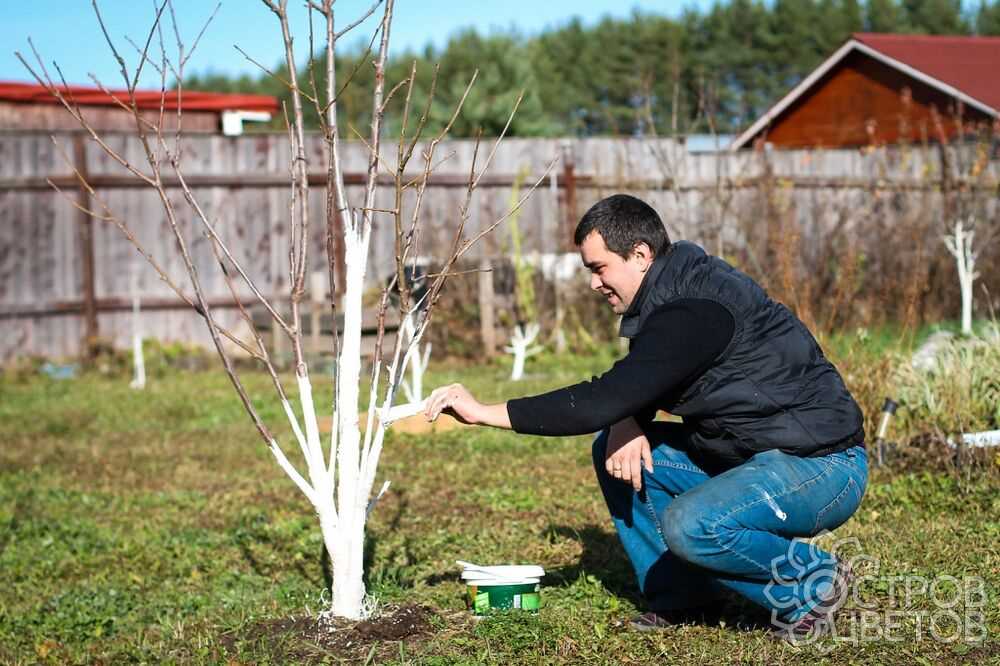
[630,611,677,631]
[769,560,853,645]
[629,605,722,631]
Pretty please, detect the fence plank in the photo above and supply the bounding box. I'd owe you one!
[1,131,997,358]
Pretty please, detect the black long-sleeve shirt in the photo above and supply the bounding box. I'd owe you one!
[506,299,734,436]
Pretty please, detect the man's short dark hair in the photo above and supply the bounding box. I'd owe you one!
[573,194,671,259]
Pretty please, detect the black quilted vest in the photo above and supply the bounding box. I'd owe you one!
[621,241,864,466]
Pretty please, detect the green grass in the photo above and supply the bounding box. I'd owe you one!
[818,317,993,358]
[1,348,997,664]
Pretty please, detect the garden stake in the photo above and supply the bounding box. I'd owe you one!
[874,397,898,466]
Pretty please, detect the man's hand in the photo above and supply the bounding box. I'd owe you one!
[425,383,483,425]
[605,417,653,492]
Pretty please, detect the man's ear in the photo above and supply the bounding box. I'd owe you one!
[632,242,654,271]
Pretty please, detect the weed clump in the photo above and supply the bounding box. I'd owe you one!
[893,326,1000,437]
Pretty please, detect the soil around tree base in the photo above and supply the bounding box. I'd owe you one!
[220,603,437,663]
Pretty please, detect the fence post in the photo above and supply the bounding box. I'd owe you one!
[478,258,496,356]
[73,133,99,358]
[560,140,577,251]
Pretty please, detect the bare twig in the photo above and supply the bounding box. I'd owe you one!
[471,91,524,189]
[17,47,156,187]
[234,45,293,90]
[175,1,221,69]
[336,0,384,40]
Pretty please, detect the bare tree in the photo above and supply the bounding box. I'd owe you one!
[19,0,552,620]
[943,218,981,336]
[505,322,541,381]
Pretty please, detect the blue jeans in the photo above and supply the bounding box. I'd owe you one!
[593,422,868,622]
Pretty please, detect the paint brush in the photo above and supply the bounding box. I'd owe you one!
[379,400,428,425]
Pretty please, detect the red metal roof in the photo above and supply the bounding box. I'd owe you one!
[853,33,1000,111]
[0,80,279,113]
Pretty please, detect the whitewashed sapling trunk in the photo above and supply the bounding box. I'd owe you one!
[129,268,146,390]
[505,322,542,381]
[400,314,431,403]
[943,219,979,336]
[129,295,146,390]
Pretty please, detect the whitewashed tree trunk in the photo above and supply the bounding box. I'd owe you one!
[129,295,146,390]
[505,322,542,381]
[943,219,980,336]
[129,267,145,390]
[400,314,431,403]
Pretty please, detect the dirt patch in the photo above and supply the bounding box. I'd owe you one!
[353,604,435,641]
[385,413,465,435]
[220,603,437,663]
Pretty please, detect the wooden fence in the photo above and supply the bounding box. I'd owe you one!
[1,130,997,359]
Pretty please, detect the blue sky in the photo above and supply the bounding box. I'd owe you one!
[4,1,709,88]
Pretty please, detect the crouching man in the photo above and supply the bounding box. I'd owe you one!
[426,194,867,643]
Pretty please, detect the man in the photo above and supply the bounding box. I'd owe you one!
[426,194,867,643]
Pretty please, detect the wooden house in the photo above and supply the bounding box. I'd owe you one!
[0,81,278,135]
[732,33,1000,149]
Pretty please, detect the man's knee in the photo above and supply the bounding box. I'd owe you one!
[661,499,712,565]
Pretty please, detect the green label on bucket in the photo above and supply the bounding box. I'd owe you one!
[475,591,490,613]
[520,592,540,611]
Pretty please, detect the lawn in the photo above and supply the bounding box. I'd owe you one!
[1,345,997,664]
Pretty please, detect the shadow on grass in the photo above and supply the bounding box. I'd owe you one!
[544,524,772,631]
[417,524,640,600]
[237,534,324,589]
[543,524,642,606]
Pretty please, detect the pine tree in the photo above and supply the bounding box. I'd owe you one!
[530,18,602,135]
[843,0,866,31]
[771,0,821,91]
[419,30,555,137]
[866,0,906,32]
[902,0,969,34]
[975,0,1000,34]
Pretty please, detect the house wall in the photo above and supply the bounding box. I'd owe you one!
[762,51,995,148]
[0,101,219,132]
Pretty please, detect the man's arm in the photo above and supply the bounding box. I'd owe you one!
[426,300,734,438]
[505,300,734,436]
[424,383,512,429]
[424,385,654,492]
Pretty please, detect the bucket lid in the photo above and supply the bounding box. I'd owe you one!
[463,576,541,586]
[458,563,545,580]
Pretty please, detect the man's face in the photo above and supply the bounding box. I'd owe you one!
[579,231,653,314]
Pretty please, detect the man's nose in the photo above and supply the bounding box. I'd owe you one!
[590,273,602,291]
